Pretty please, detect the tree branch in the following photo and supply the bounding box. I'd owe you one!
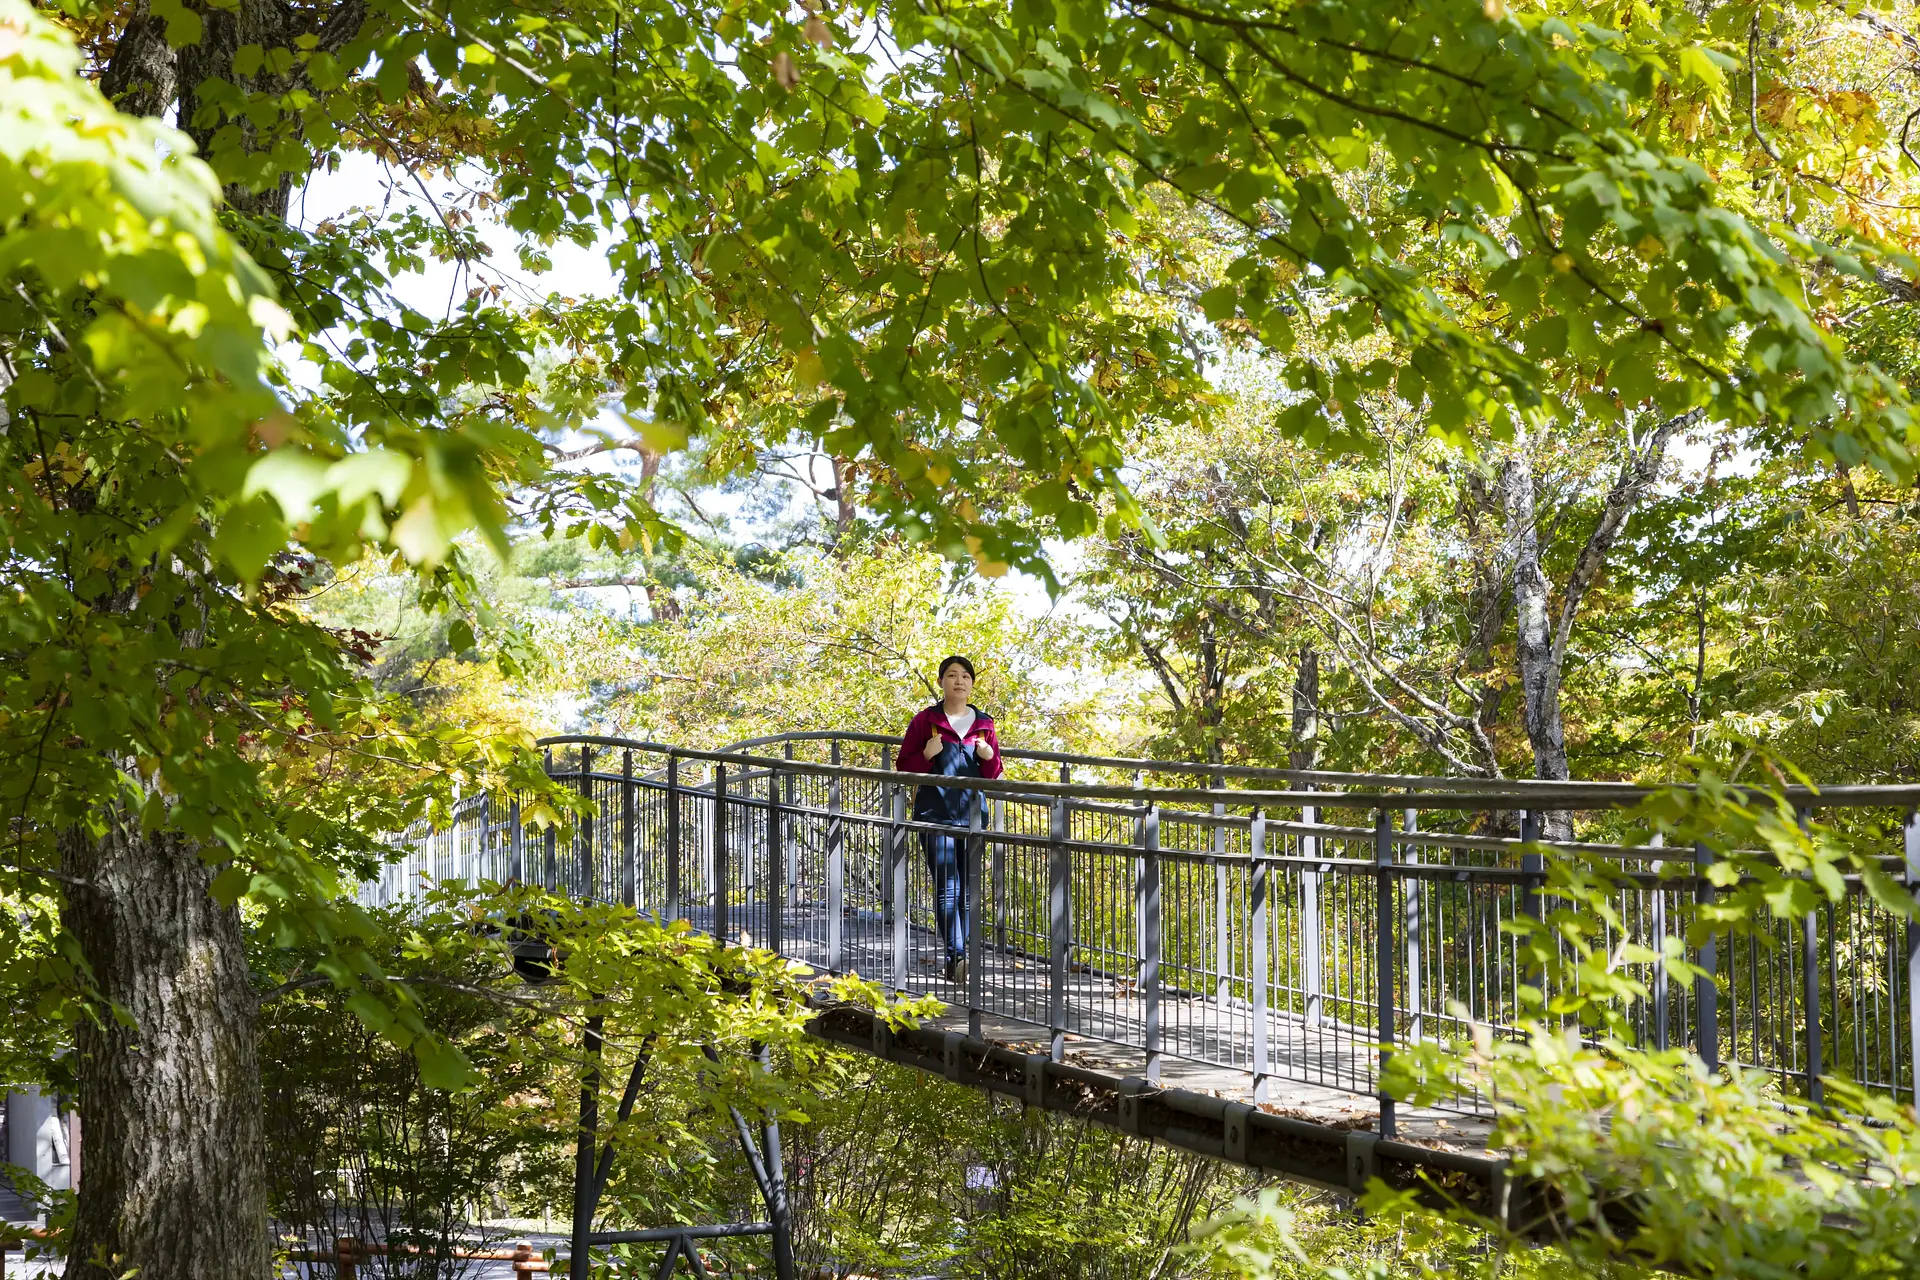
[1550,408,1700,669]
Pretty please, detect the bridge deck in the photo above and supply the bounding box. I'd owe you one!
[758,903,1494,1151]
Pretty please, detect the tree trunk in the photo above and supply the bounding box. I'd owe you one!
[1290,644,1322,772]
[1499,436,1575,840]
[59,813,268,1279]
[1197,617,1224,765]
[829,456,856,550]
[1500,412,1693,841]
[68,4,368,1266]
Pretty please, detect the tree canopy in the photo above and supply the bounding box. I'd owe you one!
[7,0,1920,1272]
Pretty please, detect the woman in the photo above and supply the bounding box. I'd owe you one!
[895,656,1002,984]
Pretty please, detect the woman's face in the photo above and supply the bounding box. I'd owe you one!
[940,664,974,702]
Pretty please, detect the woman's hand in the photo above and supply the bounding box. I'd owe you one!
[922,735,944,761]
[974,739,994,762]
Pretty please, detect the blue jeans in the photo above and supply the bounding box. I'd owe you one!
[921,824,969,964]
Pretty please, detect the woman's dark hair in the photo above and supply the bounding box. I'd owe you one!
[938,655,975,681]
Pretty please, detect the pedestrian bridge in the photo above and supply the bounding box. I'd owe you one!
[374,730,1920,1217]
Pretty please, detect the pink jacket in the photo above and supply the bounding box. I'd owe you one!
[894,703,1004,779]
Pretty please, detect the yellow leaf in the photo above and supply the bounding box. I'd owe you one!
[793,346,825,388]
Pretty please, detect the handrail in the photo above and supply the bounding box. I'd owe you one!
[535,731,1920,812]
[708,729,1668,791]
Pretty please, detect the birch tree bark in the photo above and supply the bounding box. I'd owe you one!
[1502,411,1700,839]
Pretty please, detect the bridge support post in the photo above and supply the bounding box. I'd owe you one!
[1049,796,1070,1063]
[968,789,985,1039]
[1694,840,1719,1072]
[621,750,636,909]
[666,753,682,923]
[1141,801,1162,1086]
[1905,809,1920,1116]
[1374,809,1397,1141]
[1250,810,1270,1104]
[713,764,730,944]
[827,742,844,972]
[889,786,908,989]
[570,1013,605,1280]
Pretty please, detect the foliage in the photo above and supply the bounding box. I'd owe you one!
[581,541,1109,753]
[1270,763,1920,1279]
[786,1055,1257,1280]
[11,0,1920,1269]
[261,907,556,1277]
[254,881,881,1266]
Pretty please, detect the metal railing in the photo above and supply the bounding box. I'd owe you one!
[370,731,1920,1131]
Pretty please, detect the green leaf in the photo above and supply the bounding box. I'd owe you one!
[414,1034,477,1091]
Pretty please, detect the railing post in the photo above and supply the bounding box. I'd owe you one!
[665,753,682,923]
[968,787,985,1039]
[508,795,524,885]
[1250,808,1270,1104]
[1518,808,1542,1022]
[1141,800,1162,1086]
[577,745,594,899]
[1213,780,1230,1010]
[783,741,798,901]
[1798,807,1823,1108]
[827,742,844,973]
[1519,809,1543,923]
[889,785,908,988]
[1049,795,1070,1064]
[1905,808,1920,1117]
[1649,831,1667,1051]
[991,796,1006,955]
[1374,808,1397,1140]
[478,791,491,881]
[1302,799,1323,1027]
[713,763,730,943]
[1403,807,1422,1046]
[766,765,783,959]
[1694,839,1719,1072]
[544,748,558,892]
[621,749,636,909]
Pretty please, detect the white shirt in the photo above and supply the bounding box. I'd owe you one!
[945,706,977,740]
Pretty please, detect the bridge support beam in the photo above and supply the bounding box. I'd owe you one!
[805,999,1507,1217]
[566,1038,793,1280]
